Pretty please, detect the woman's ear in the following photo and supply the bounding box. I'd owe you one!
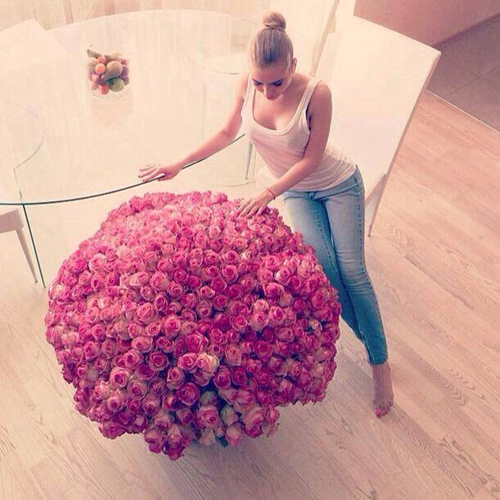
[292,58,297,72]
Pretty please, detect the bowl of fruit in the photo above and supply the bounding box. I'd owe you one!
[87,47,130,97]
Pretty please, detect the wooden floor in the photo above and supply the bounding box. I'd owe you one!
[1,90,499,499]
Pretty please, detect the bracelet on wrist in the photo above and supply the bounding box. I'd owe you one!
[265,187,276,200]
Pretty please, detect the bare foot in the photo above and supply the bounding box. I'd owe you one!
[372,361,394,417]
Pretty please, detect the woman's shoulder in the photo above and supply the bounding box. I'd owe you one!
[296,73,331,94]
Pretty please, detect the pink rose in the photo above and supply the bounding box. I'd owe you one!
[200,390,219,406]
[242,404,265,431]
[106,390,127,413]
[144,427,166,454]
[262,255,281,271]
[263,282,284,300]
[153,408,175,430]
[163,315,181,339]
[175,407,194,426]
[135,363,155,381]
[268,306,286,327]
[276,327,295,343]
[153,293,169,313]
[145,321,162,337]
[166,423,184,448]
[225,423,243,446]
[275,340,292,357]
[253,299,270,313]
[185,333,209,354]
[173,338,187,358]
[254,368,272,387]
[150,271,169,291]
[131,337,154,353]
[213,367,232,389]
[227,284,245,300]
[231,315,248,333]
[167,281,184,299]
[180,292,197,309]
[275,265,293,286]
[235,389,255,409]
[136,303,156,324]
[254,340,273,361]
[177,353,198,373]
[89,253,106,272]
[213,313,231,332]
[201,265,220,282]
[196,353,219,374]
[83,341,99,360]
[198,285,216,299]
[218,387,238,403]
[196,405,220,429]
[196,300,212,318]
[148,351,170,371]
[173,269,189,285]
[99,419,126,439]
[129,271,150,288]
[198,428,217,446]
[220,404,239,427]
[210,277,227,294]
[249,311,268,331]
[166,366,185,389]
[156,336,174,353]
[109,367,131,388]
[230,366,247,386]
[207,344,225,359]
[123,348,143,369]
[213,294,229,311]
[142,394,161,416]
[187,275,202,290]
[177,382,200,406]
[221,265,238,283]
[224,344,242,366]
[150,378,167,396]
[267,356,285,375]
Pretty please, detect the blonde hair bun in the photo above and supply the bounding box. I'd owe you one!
[262,11,286,31]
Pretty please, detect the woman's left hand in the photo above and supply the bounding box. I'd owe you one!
[235,189,275,217]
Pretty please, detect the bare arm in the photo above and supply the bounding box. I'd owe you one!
[178,73,248,165]
[139,73,248,181]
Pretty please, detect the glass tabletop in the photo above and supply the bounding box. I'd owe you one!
[0,10,256,206]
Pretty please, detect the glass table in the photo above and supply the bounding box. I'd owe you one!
[0,10,257,287]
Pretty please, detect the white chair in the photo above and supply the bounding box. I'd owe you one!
[0,209,38,283]
[257,14,441,237]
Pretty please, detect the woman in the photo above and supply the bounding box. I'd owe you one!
[139,11,394,417]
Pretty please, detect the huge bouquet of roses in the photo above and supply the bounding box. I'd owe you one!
[45,191,340,460]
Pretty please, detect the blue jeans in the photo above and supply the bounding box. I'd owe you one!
[282,165,388,365]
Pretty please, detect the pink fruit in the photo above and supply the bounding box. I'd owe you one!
[91,73,100,83]
[121,65,129,78]
[98,56,107,64]
[122,76,130,85]
[100,84,109,95]
[95,63,106,75]
[91,82,99,90]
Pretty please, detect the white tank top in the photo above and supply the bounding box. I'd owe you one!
[241,76,356,192]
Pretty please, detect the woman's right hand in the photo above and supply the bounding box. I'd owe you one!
[138,162,183,182]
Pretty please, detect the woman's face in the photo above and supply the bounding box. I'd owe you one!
[250,58,296,101]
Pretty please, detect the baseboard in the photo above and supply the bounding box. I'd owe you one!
[434,12,500,49]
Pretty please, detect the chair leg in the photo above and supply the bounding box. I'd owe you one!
[16,229,38,283]
[367,174,387,237]
[245,142,255,182]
